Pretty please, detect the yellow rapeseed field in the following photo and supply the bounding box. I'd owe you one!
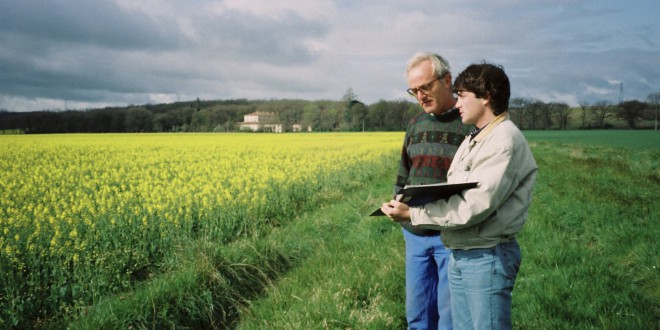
[0,132,401,324]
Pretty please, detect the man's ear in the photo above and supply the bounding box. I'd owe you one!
[443,73,452,86]
[482,93,491,107]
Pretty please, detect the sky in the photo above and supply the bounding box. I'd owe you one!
[1,0,658,112]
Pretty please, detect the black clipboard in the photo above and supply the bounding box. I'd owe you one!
[370,181,478,216]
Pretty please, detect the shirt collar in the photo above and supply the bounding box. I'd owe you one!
[471,112,509,143]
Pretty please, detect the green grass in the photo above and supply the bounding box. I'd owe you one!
[523,129,660,150]
[513,140,658,328]
[236,137,659,329]
[65,130,659,329]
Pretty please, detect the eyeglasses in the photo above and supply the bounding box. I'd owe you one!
[406,76,443,97]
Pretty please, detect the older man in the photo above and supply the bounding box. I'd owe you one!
[395,52,471,330]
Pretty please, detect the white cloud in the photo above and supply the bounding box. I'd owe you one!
[219,0,336,19]
[148,93,179,105]
[583,84,616,96]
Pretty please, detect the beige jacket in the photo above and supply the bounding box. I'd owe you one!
[409,114,538,249]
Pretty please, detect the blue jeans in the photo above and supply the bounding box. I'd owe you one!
[448,240,521,330]
[403,228,452,330]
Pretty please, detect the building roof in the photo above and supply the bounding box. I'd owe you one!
[245,111,276,116]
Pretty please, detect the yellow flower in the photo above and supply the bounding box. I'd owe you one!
[0,132,402,308]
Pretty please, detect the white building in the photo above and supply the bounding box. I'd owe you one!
[238,112,283,132]
[238,111,311,132]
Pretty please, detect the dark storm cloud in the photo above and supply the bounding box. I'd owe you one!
[0,0,187,105]
[0,0,182,50]
[0,0,657,111]
[0,0,330,109]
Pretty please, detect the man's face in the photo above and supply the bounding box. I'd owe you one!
[455,90,487,126]
[406,60,453,115]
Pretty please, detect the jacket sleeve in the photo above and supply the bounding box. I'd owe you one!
[409,139,521,230]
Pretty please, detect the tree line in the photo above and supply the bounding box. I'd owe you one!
[1,91,659,134]
[509,93,659,130]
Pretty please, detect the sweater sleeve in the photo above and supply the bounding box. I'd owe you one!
[394,128,412,194]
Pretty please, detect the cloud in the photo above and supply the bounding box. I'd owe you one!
[0,0,658,111]
[0,1,182,50]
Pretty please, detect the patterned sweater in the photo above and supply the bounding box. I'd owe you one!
[395,108,471,235]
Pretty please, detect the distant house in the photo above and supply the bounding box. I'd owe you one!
[238,111,311,132]
[238,111,282,132]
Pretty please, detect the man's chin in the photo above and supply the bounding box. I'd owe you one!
[422,104,436,113]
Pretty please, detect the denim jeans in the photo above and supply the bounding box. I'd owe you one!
[403,228,453,330]
[448,240,521,330]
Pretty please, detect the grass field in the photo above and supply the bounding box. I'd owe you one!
[237,131,659,329]
[1,130,658,329]
[523,129,660,149]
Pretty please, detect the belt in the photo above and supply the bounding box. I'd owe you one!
[401,221,440,236]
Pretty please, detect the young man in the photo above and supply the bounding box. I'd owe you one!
[396,52,471,329]
[383,63,538,329]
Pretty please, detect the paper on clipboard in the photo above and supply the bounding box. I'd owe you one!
[370,181,478,216]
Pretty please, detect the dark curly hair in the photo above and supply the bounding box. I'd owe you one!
[453,62,510,116]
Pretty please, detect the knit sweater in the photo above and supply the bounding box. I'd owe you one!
[395,108,471,235]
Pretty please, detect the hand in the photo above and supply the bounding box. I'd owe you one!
[380,200,411,222]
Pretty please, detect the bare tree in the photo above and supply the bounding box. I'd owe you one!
[617,100,646,129]
[509,98,528,129]
[542,103,554,130]
[647,92,660,130]
[591,100,614,128]
[579,101,590,129]
[550,102,570,129]
[526,100,544,130]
